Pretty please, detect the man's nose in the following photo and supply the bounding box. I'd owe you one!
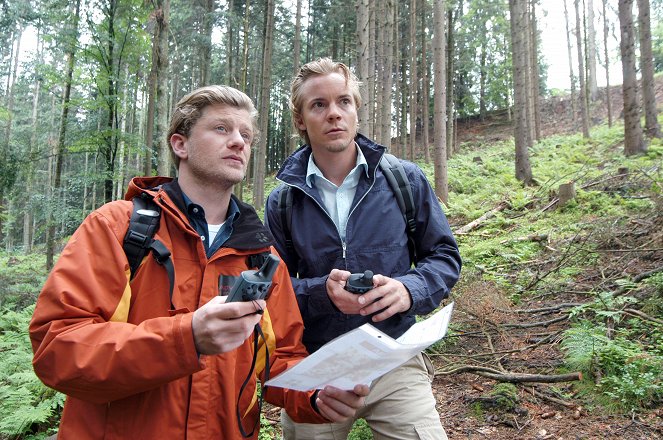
[327,102,342,120]
[228,129,247,148]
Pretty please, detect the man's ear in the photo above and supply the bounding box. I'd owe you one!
[294,114,306,132]
[170,134,188,161]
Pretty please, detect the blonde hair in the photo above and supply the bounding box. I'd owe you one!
[289,58,362,145]
[167,85,259,167]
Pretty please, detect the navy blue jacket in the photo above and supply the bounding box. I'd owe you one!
[265,134,462,353]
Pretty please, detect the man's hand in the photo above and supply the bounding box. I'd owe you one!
[316,384,370,422]
[192,297,266,355]
[325,269,367,314]
[357,274,412,322]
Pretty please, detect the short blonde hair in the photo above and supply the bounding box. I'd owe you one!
[289,58,362,145]
[167,85,259,167]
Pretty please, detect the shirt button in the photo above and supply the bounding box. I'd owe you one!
[193,207,199,213]
[201,236,206,242]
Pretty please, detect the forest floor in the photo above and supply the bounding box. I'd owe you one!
[434,84,663,440]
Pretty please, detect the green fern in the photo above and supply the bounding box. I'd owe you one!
[560,321,610,374]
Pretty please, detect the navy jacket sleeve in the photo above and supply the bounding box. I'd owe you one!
[395,163,462,316]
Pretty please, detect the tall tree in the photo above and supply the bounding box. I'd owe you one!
[156,0,171,176]
[290,0,303,153]
[509,0,534,185]
[253,0,275,208]
[637,0,661,138]
[356,0,370,134]
[528,0,541,141]
[618,0,647,155]
[574,0,591,137]
[433,0,448,203]
[420,0,430,161]
[587,0,599,100]
[46,0,81,269]
[408,0,418,161]
[563,0,578,121]
[602,0,613,127]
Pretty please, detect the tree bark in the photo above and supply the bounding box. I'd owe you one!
[574,0,591,138]
[356,0,370,134]
[156,0,171,176]
[408,0,418,161]
[618,0,647,155]
[602,0,613,127]
[252,0,275,208]
[637,0,661,138]
[290,0,303,153]
[563,0,577,121]
[433,0,447,203]
[587,0,599,100]
[509,0,534,185]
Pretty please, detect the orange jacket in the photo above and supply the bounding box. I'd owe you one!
[30,177,326,439]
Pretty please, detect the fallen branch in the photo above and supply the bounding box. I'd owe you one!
[496,303,582,314]
[438,365,582,383]
[454,201,509,235]
[503,315,569,329]
[623,308,663,325]
[522,386,577,409]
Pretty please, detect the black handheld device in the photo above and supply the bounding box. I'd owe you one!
[344,270,374,294]
[225,254,281,302]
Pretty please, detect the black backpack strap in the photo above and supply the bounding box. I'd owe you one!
[247,251,271,269]
[379,153,418,264]
[123,193,175,309]
[277,186,298,276]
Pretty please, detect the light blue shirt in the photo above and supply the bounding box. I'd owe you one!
[306,145,369,241]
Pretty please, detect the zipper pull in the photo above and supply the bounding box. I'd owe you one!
[342,241,347,260]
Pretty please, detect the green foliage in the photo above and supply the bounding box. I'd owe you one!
[0,306,64,438]
[347,418,373,440]
[0,254,48,310]
[489,383,519,411]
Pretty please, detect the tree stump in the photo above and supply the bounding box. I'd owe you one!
[558,182,576,207]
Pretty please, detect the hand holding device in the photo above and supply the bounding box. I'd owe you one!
[226,254,280,302]
[344,270,374,294]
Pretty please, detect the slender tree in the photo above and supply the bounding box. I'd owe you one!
[253,0,275,208]
[433,0,448,202]
[290,0,303,153]
[587,0,599,100]
[356,0,370,134]
[563,0,577,121]
[156,0,171,176]
[618,0,647,155]
[509,0,534,185]
[408,0,418,161]
[602,0,613,127]
[637,0,661,138]
[574,0,591,137]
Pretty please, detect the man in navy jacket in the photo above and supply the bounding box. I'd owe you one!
[265,57,462,439]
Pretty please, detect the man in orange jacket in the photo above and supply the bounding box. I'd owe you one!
[30,85,369,439]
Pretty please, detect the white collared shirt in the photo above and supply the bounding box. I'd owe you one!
[306,145,369,241]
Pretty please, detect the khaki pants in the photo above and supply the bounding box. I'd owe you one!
[281,353,448,440]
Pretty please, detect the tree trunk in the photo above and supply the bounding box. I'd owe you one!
[408,0,418,161]
[446,7,456,158]
[253,0,275,208]
[529,0,541,141]
[199,0,214,87]
[357,0,370,134]
[290,0,302,153]
[618,0,647,155]
[574,0,591,138]
[509,0,534,185]
[421,0,430,162]
[587,0,599,100]
[46,0,81,270]
[637,0,660,138]
[368,0,376,138]
[602,0,613,127]
[379,0,394,150]
[433,0,447,203]
[156,0,171,176]
[563,0,577,121]
[24,29,42,254]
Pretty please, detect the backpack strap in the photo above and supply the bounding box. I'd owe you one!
[277,186,297,276]
[123,193,175,308]
[379,153,418,265]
